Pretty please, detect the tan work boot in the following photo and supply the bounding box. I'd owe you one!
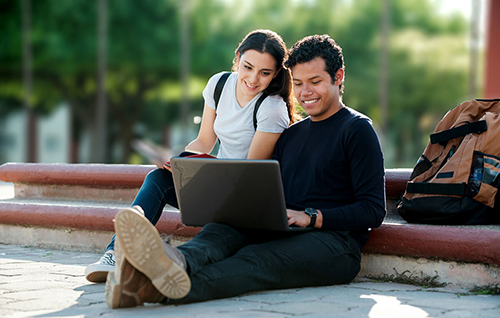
[113,206,191,300]
[105,240,165,308]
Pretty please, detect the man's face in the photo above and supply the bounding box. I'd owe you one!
[291,57,344,122]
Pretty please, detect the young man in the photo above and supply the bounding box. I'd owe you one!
[104,34,386,308]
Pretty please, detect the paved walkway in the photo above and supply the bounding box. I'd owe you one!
[1,244,499,318]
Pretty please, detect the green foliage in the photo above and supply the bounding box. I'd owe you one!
[0,0,473,165]
[365,268,448,288]
[468,284,500,295]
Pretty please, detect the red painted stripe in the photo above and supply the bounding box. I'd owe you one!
[0,202,200,238]
[385,169,412,199]
[0,163,155,188]
[363,223,500,265]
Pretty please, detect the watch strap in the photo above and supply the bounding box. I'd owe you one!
[304,208,318,228]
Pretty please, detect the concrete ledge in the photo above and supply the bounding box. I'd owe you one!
[0,223,194,254]
[0,163,412,202]
[1,163,500,288]
[1,199,499,266]
[359,254,500,289]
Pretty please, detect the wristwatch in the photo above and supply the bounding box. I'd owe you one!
[304,208,318,228]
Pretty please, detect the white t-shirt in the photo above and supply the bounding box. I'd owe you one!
[202,72,290,159]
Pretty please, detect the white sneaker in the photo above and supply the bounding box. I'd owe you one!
[85,250,115,283]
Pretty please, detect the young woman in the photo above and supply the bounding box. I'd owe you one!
[85,29,297,283]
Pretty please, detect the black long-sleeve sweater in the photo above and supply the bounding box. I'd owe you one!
[274,106,386,247]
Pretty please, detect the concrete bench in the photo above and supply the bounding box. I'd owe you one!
[1,162,499,288]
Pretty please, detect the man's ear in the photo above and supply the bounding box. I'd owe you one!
[334,68,344,86]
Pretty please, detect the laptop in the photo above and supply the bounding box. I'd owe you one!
[170,157,311,232]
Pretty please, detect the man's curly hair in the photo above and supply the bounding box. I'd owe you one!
[285,34,345,96]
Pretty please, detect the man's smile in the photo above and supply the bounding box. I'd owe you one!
[303,98,319,105]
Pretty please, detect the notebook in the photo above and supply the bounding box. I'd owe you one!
[170,157,311,232]
[131,139,215,171]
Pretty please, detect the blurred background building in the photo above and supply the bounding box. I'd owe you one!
[0,0,498,168]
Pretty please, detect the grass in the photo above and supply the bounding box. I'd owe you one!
[365,268,448,288]
[468,284,500,295]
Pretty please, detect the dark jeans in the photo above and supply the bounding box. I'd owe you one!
[167,223,361,304]
[106,169,177,252]
[107,169,361,303]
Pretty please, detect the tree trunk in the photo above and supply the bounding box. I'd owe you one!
[92,0,108,163]
[21,0,37,162]
[180,0,191,146]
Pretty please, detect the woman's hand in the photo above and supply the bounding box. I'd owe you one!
[157,163,170,170]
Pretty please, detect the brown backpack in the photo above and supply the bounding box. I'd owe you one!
[397,99,500,224]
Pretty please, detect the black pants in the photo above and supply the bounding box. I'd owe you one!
[169,223,361,304]
[107,169,361,303]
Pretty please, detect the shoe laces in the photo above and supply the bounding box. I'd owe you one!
[160,233,174,244]
[159,234,187,270]
[100,251,116,266]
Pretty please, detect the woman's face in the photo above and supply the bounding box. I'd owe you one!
[236,49,279,101]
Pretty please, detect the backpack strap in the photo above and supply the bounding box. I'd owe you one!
[430,120,487,145]
[253,93,268,131]
[406,182,467,196]
[212,72,230,149]
[214,72,231,110]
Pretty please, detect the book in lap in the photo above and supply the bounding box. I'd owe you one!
[170,157,311,232]
[131,139,215,171]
